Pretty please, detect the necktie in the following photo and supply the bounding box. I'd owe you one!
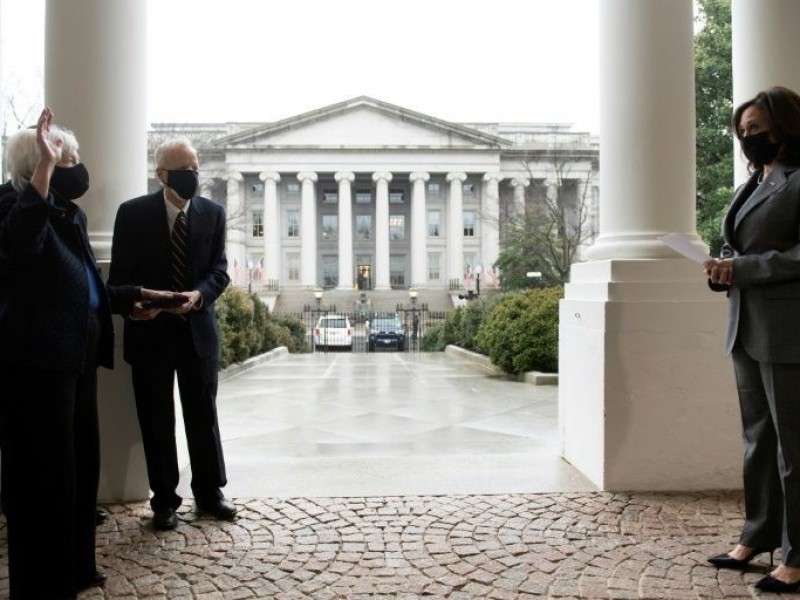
[171,211,187,291]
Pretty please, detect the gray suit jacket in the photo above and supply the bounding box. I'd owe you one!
[718,163,800,362]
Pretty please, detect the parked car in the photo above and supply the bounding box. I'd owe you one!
[367,313,406,352]
[314,315,353,351]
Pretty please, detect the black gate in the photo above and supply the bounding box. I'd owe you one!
[295,303,445,353]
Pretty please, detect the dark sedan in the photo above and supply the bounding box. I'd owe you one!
[367,314,406,351]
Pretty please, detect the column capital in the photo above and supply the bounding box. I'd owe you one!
[446,171,468,184]
[297,171,318,183]
[227,171,244,183]
[482,172,504,184]
[259,171,281,183]
[334,171,356,183]
[409,171,430,183]
[372,171,393,183]
[511,177,530,188]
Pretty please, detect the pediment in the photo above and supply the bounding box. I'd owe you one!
[216,97,509,149]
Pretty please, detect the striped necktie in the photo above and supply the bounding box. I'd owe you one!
[171,211,187,291]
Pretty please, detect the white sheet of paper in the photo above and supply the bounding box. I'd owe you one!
[661,232,712,263]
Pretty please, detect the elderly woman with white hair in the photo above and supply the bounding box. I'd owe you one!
[0,108,168,599]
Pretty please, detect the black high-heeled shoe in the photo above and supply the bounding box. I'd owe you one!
[707,546,775,570]
[754,574,800,593]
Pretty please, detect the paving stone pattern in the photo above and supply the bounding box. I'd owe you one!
[0,490,788,599]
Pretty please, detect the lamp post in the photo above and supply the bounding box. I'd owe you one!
[397,287,424,348]
[473,264,482,296]
[304,288,330,351]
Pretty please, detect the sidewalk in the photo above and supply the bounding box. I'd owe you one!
[0,354,756,599]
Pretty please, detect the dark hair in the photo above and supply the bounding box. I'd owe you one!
[732,86,800,170]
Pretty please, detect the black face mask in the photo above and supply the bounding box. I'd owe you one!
[165,169,199,200]
[50,163,90,201]
[741,131,781,166]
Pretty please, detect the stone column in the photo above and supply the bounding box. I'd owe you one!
[560,0,737,491]
[335,171,355,290]
[373,171,392,290]
[226,172,246,283]
[481,173,502,271]
[409,172,430,287]
[510,178,529,221]
[732,0,800,184]
[45,0,149,501]
[298,171,318,287]
[446,172,467,286]
[199,178,215,199]
[259,172,281,286]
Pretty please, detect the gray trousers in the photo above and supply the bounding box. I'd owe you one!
[733,345,800,566]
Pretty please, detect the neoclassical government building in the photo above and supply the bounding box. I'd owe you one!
[148,97,599,291]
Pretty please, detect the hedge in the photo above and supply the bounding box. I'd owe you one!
[215,287,309,369]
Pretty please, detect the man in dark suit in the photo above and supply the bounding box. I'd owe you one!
[108,138,234,530]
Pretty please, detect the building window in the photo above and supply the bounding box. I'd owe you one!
[287,210,300,238]
[389,215,405,241]
[428,210,441,237]
[356,190,372,204]
[389,189,405,204]
[428,252,441,281]
[252,210,264,238]
[251,182,264,195]
[463,211,476,237]
[390,255,406,288]
[356,215,372,240]
[428,182,440,197]
[464,252,477,273]
[287,183,300,196]
[462,182,475,197]
[322,214,338,241]
[322,255,338,288]
[323,189,339,204]
[287,253,300,281]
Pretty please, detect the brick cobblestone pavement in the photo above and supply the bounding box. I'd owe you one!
[1,490,791,599]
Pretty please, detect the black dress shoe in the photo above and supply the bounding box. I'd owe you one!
[95,507,108,526]
[196,497,237,520]
[76,570,107,592]
[708,546,775,570]
[152,507,179,530]
[755,574,800,593]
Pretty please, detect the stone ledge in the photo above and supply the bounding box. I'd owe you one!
[445,344,558,385]
[219,346,289,381]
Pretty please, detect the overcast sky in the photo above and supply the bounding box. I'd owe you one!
[1,0,600,133]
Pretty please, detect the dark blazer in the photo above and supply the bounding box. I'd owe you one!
[108,191,229,364]
[716,164,800,362]
[0,184,140,372]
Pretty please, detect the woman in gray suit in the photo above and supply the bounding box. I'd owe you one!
[705,86,800,593]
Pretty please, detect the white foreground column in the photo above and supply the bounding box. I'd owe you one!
[335,171,355,290]
[560,0,738,491]
[732,0,800,184]
[373,171,392,290]
[409,172,430,287]
[260,172,281,286]
[46,0,149,501]
[481,173,502,270]
[298,171,318,287]
[446,172,467,286]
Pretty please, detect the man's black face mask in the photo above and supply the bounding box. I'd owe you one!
[166,169,199,200]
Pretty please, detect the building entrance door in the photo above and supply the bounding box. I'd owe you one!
[356,263,372,291]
